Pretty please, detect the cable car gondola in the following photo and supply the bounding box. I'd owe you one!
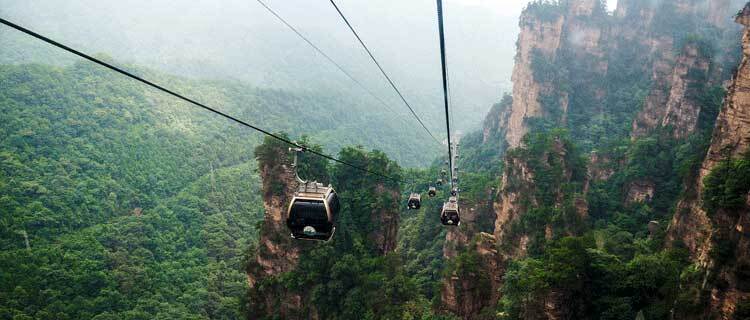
[450,188,458,197]
[287,182,340,241]
[441,196,460,226]
[407,193,422,210]
[428,186,437,198]
[440,169,447,177]
[286,147,340,241]
[436,178,444,186]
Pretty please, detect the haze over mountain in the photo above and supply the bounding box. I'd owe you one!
[0,0,540,133]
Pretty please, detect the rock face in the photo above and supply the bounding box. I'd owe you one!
[245,145,309,319]
[440,232,502,318]
[246,144,402,319]
[445,0,747,319]
[370,184,400,254]
[441,132,586,318]
[661,44,712,139]
[626,180,656,204]
[668,5,750,318]
[440,181,500,318]
[506,9,566,148]
[483,95,512,144]
[505,0,609,149]
[632,41,713,139]
[491,135,588,318]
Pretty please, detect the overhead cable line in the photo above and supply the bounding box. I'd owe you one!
[253,0,423,136]
[435,0,454,186]
[0,17,405,183]
[327,0,442,145]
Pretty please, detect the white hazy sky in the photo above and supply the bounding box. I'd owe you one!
[459,0,619,17]
[0,0,620,134]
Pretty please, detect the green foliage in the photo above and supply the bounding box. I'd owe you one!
[499,235,689,319]
[702,152,750,216]
[248,147,449,319]
[736,298,750,320]
[398,169,450,301]
[458,95,511,174]
[503,130,588,254]
[522,1,566,25]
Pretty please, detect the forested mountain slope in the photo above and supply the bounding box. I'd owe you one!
[0,56,435,319]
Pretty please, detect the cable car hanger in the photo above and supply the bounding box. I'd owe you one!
[286,147,341,241]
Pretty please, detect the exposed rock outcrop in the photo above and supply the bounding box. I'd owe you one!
[626,180,656,204]
[632,41,712,139]
[370,184,400,254]
[440,185,499,317]
[506,8,567,148]
[246,144,403,319]
[668,4,750,319]
[483,95,512,144]
[662,43,712,138]
[444,0,747,318]
[246,145,309,319]
[440,232,502,319]
[489,134,588,318]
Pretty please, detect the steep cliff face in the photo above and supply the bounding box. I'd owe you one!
[632,42,712,139]
[440,232,502,318]
[626,0,729,139]
[246,143,309,319]
[506,8,566,148]
[440,184,502,318]
[246,143,405,319]
[662,43,713,138]
[483,95,512,144]
[494,135,587,259]
[490,133,588,318]
[669,5,750,318]
[370,184,400,254]
[448,0,747,318]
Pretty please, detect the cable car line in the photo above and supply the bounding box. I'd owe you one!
[0,17,406,184]
[328,0,442,145]
[252,0,425,140]
[435,0,454,186]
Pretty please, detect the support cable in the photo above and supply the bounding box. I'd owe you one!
[435,0,454,186]
[328,0,442,145]
[0,17,405,183]
[253,0,427,139]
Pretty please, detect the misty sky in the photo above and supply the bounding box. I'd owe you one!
[0,0,618,135]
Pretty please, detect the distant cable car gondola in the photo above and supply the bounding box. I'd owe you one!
[407,193,422,210]
[440,169,447,177]
[441,196,460,226]
[428,186,437,197]
[436,178,444,186]
[286,147,340,241]
[450,188,458,197]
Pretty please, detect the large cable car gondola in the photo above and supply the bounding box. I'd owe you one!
[286,148,340,241]
[441,196,460,226]
[287,182,340,240]
[407,192,422,210]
